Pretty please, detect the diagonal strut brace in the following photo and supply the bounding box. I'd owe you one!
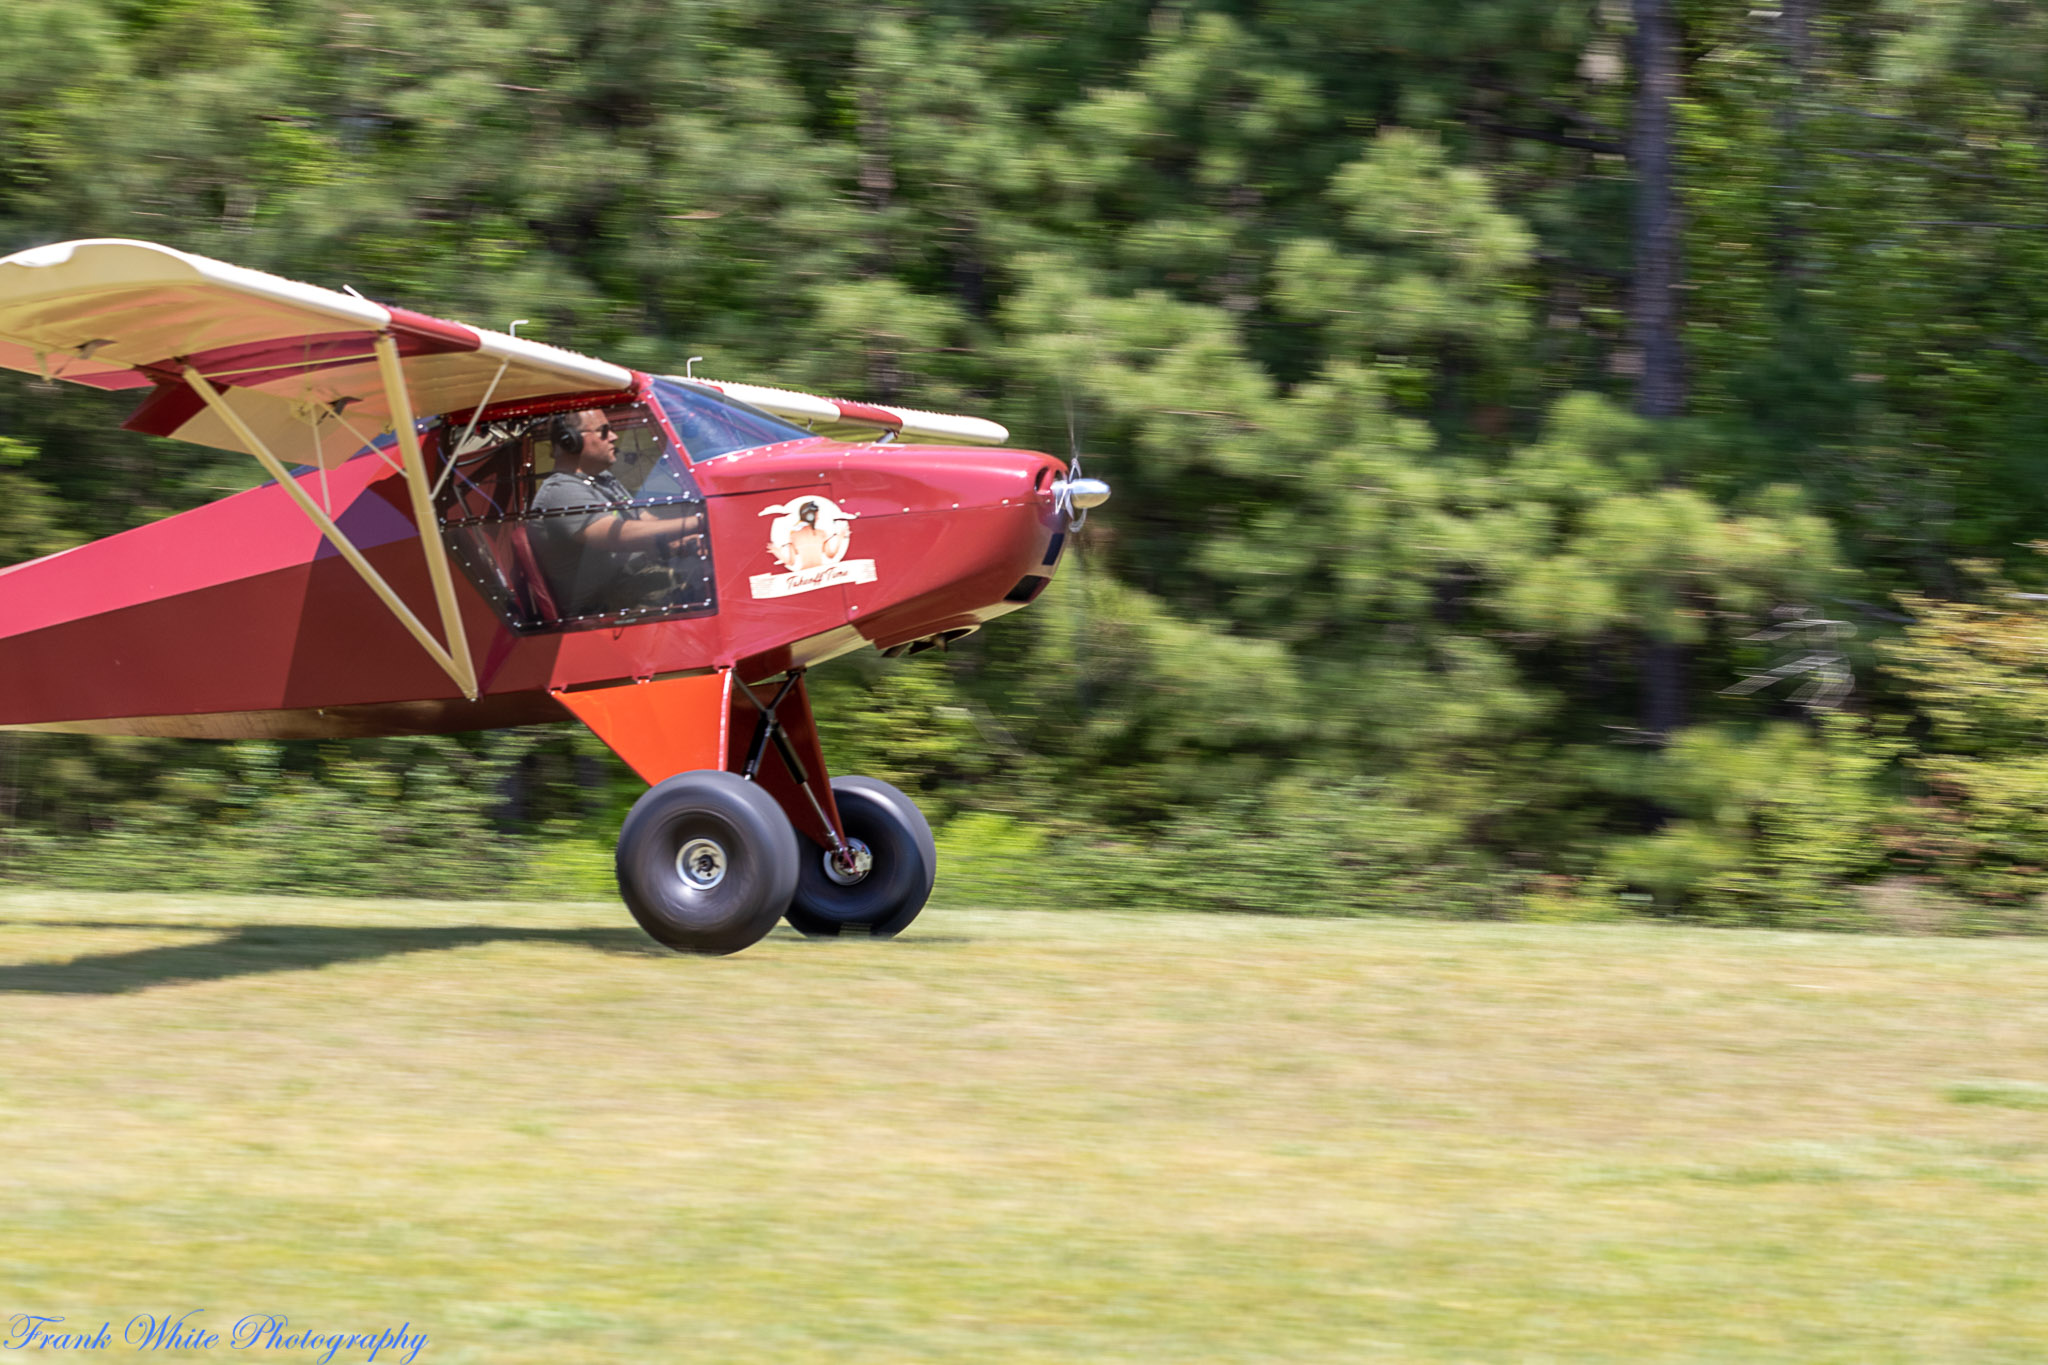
[182,351,480,701]
[733,669,854,865]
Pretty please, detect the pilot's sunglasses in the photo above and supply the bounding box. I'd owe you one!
[594,422,615,438]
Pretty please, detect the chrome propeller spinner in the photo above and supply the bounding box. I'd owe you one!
[1049,453,1112,530]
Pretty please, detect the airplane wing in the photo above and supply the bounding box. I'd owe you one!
[0,236,638,700]
[686,376,1010,446]
[0,238,631,468]
[0,239,1009,702]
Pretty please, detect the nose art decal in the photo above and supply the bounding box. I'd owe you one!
[751,495,877,599]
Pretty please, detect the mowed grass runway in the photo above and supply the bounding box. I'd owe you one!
[4,890,2048,1362]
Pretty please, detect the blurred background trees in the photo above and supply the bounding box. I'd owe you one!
[5,0,2048,926]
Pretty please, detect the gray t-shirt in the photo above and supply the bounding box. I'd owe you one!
[531,469,641,617]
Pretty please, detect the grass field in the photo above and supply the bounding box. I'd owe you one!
[5,890,2048,1362]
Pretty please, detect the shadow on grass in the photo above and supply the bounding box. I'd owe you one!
[0,921,666,994]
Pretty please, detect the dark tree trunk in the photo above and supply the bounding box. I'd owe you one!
[1629,0,1686,419]
[951,242,989,319]
[1218,180,1262,319]
[855,83,904,401]
[855,85,895,225]
[576,751,607,822]
[1771,0,1815,282]
[1781,0,1814,107]
[495,748,533,830]
[1640,637,1685,737]
[1629,0,1688,737]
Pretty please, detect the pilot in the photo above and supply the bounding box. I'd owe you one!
[530,409,702,617]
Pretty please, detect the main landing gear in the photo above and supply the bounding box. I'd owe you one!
[785,776,936,939]
[617,769,799,955]
[612,670,936,955]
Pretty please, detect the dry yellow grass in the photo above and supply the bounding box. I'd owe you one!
[5,889,2048,1361]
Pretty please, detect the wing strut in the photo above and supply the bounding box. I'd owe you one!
[372,332,479,699]
[181,353,481,701]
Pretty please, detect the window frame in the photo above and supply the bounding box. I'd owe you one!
[429,387,720,636]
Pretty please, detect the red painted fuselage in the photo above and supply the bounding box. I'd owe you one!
[0,397,1066,739]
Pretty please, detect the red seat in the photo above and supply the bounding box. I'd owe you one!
[507,521,560,625]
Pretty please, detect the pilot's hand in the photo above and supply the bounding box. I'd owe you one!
[664,520,704,557]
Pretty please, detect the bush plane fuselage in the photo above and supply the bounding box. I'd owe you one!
[0,239,1107,953]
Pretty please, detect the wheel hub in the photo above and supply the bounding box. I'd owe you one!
[676,836,729,890]
[822,838,874,887]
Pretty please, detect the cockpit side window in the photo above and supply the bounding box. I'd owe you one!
[653,377,812,461]
[433,401,717,634]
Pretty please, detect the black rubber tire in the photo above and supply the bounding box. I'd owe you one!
[785,777,936,939]
[617,769,800,955]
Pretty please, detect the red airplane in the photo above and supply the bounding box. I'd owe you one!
[0,239,1108,954]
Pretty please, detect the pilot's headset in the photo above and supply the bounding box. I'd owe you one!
[549,410,586,461]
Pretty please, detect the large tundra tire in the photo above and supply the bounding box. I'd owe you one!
[617,770,800,955]
[785,776,936,940]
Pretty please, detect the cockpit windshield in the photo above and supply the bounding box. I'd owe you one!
[653,377,812,461]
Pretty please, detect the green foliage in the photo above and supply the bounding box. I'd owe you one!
[5,0,2048,926]
[0,436,76,562]
[1883,565,2048,918]
[1275,128,1535,370]
[12,734,534,898]
[1478,398,1846,645]
[810,661,1006,823]
[931,811,1052,910]
[1599,715,1902,928]
[1068,773,1515,919]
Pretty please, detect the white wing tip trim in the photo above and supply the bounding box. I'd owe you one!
[8,242,82,269]
[474,328,633,392]
[0,236,391,329]
[874,405,1010,445]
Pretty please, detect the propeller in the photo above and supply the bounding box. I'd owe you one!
[1049,384,1112,529]
[1052,377,1101,719]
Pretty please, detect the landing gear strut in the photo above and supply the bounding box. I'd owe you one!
[734,673,936,940]
[785,776,936,938]
[733,672,864,881]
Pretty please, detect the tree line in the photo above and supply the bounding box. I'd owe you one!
[5,0,2048,928]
